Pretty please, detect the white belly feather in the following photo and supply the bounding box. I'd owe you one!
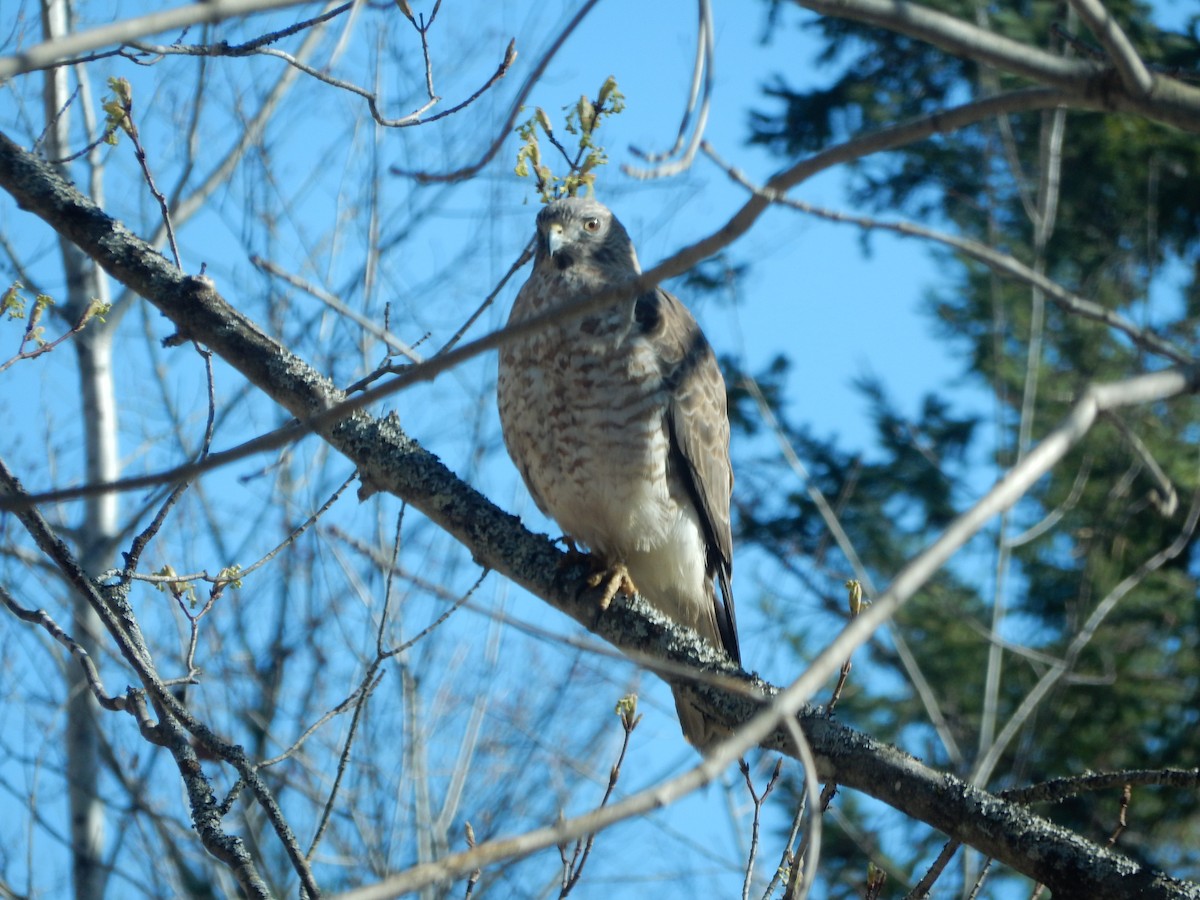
[499,324,710,631]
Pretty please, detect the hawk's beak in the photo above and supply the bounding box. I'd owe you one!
[546,222,565,256]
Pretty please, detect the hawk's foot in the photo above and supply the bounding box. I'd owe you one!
[583,562,638,612]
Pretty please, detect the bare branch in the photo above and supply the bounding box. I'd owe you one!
[971,490,1200,785]
[150,35,518,129]
[1,584,131,715]
[251,255,423,362]
[0,0,317,79]
[1066,0,1155,96]
[1004,768,1200,805]
[391,0,600,182]
[623,0,713,179]
[795,0,1200,132]
[705,143,1192,366]
[739,758,783,900]
[0,457,283,899]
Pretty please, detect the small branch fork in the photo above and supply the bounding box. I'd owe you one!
[0,293,107,374]
[624,0,714,180]
[1065,0,1154,96]
[739,757,783,900]
[16,2,516,133]
[557,697,640,898]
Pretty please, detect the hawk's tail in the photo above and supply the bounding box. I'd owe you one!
[671,685,732,753]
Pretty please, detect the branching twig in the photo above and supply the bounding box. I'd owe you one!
[122,342,217,574]
[761,794,806,900]
[0,457,286,899]
[557,696,640,898]
[0,294,107,373]
[2,585,137,716]
[251,256,422,362]
[391,0,601,182]
[0,0,317,79]
[740,757,783,900]
[624,0,713,179]
[703,143,1193,366]
[972,489,1200,785]
[162,34,518,129]
[104,78,181,268]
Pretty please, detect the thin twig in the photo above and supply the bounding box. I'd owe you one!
[2,585,130,714]
[740,757,783,900]
[391,0,601,182]
[1103,411,1179,515]
[116,90,181,268]
[761,793,807,900]
[436,239,534,355]
[0,298,106,374]
[903,839,961,899]
[251,256,422,362]
[122,342,217,574]
[558,698,641,898]
[258,672,383,769]
[972,489,1200,785]
[0,0,317,79]
[463,822,481,898]
[703,142,1192,366]
[1106,784,1132,846]
[966,857,995,899]
[1002,767,1200,805]
[624,0,713,179]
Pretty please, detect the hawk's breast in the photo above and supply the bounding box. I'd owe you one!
[498,299,682,561]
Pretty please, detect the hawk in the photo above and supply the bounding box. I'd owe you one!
[497,197,739,749]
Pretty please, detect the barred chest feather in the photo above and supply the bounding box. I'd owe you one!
[499,298,671,545]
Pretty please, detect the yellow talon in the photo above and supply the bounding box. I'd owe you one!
[586,562,637,611]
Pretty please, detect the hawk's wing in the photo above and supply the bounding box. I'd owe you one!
[636,287,740,664]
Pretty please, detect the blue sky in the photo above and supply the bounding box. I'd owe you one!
[2,1,1195,897]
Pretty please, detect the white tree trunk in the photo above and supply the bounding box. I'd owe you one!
[40,2,118,897]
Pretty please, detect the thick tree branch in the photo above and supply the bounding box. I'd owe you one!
[2,130,1199,900]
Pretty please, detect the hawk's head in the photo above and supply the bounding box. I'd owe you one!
[533,197,640,276]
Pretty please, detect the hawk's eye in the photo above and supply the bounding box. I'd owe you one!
[582,217,601,233]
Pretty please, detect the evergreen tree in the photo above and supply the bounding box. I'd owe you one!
[743,0,1200,892]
